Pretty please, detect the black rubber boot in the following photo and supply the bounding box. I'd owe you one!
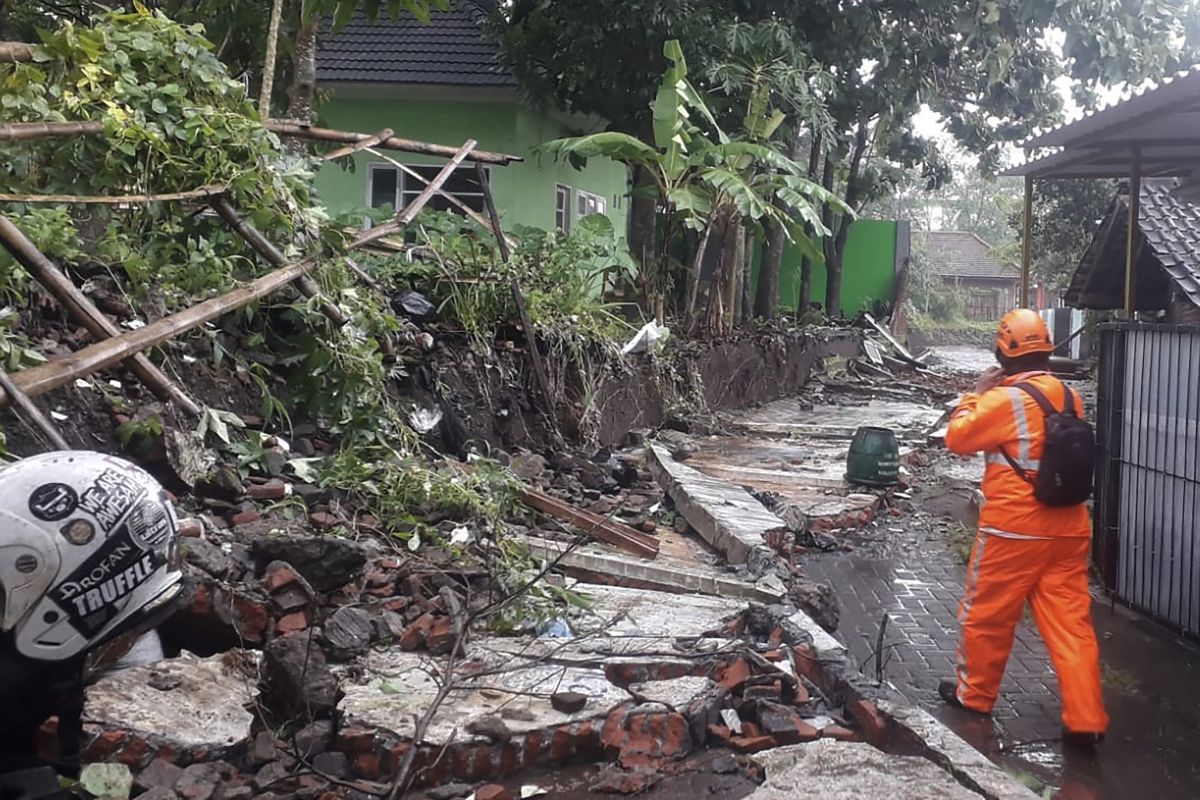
[938,679,965,708]
[1062,730,1105,749]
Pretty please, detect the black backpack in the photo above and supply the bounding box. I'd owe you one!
[1000,380,1095,507]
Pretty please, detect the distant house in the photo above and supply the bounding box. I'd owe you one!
[310,0,629,235]
[1066,178,1200,325]
[916,231,1020,320]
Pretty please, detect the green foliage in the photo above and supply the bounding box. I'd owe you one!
[115,415,163,456]
[0,7,319,306]
[300,0,449,31]
[1005,179,1117,291]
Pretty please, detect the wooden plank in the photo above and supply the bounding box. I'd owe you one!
[0,367,70,450]
[209,195,348,327]
[318,128,394,162]
[0,214,201,416]
[519,487,660,559]
[265,122,519,165]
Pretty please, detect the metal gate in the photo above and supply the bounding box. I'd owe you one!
[1095,323,1200,637]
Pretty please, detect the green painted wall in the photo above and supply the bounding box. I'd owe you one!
[753,219,899,316]
[311,93,630,235]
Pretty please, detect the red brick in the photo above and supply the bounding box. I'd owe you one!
[722,615,747,637]
[178,517,204,538]
[707,724,735,747]
[276,611,309,635]
[116,735,151,767]
[498,742,520,775]
[550,724,575,760]
[382,742,409,773]
[309,511,340,529]
[522,730,545,768]
[768,627,785,648]
[426,616,456,655]
[249,481,289,501]
[730,734,777,753]
[231,510,262,526]
[353,753,381,781]
[400,613,436,651]
[792,644,822,685]
[378,557,402,570]
[262,562,302,592]
[85,730,127,760]
[472,745,493,779]
[231,595,270,642]
[475,785,509,800]
[715,657,752,691]
[338,728,376,754]
[740,722,762,738]
[791,680,811,705]
[846,697,889,746]
[758,702,820,745]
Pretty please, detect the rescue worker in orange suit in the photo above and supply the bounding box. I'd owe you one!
[940,309,1108,748]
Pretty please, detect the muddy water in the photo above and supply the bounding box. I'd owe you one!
[926,346,997,375]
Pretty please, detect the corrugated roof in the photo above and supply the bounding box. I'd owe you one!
[316,0,515,87]
[1064,179,1200,310]
[917,231,1017,280]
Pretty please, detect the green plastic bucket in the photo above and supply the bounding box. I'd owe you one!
[846,426,900,487]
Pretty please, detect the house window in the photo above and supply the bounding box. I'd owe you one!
[367,163,487,218]
[555,184,572,233]
[577,190,607,219]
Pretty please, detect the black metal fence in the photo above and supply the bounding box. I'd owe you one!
[1095,322,1200,638]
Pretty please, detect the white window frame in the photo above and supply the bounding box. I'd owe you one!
[576,189,607,219]
[555,184,573,233]
[366,162,489,223]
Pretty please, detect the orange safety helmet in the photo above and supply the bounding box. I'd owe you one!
[995,309,1053,358]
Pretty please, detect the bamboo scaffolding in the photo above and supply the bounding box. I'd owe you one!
[476,161,560,440]
[266,121,518,165]
[0,42,37,63]
[0,185,228,205]
[351,140,477,248]
[0,368,70,450]
[318,128,394,162]
[0,214,201,416]
[209,195,348,327]
[364,146,518,249]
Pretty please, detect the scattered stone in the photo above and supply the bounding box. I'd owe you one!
[262,635,341,721]
[294,719,334,759]
[590,764,661,795]
[311,751,349,780]
[184,538,233,579]
[80,763,133,800]
[251,537,368,593]
[136,759,184,793]
[426,783,476,800]
[253,761,293,792]
[231,509,262,527]
[309,511,340,529]
[510,453,546,480]
[788,580,840,633]
[176,763,224,800]
[710,752,740,774]
[757,701,821,745]
[551,691,588,714]
[262,449,288,477]
[250,731,280,767]
[464,714,512,743]
[275,611,309,635]
[138,790,180,800]
[323,606,373,661]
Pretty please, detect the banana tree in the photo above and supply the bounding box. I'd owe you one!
[542,40,847,330]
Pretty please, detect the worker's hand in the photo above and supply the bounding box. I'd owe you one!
[974,366,1005,395]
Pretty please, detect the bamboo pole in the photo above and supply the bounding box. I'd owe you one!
[319,128,394,162]
[265,121,518,165]
[476,161,561,441]
[1021,176,1033,308]
[0,258,319,408]
[0,42,36,63]
[0,185,228,205]
[364,146,518,248]
[209,195,348,327]
[0,368,70,450]
[0,214,201,416]
[1124,149,1142,319]
[351,140,477,248]
[0,121,104,141]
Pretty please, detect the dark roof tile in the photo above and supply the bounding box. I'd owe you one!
[916,231,1017,280]
[316,0,515,87]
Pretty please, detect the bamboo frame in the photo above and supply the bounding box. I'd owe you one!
[1124,149,1142,319]
[0,214,201,416]
[1021,175,1033,308]
[0,121,104,141]
[0,367,70,450]
[209,195,348,327]
[265,121,519,165]
[0,42,36,63]
[0,185,228,205]
[318,128,394,162]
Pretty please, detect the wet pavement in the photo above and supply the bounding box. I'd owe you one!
[803,464,1200,800]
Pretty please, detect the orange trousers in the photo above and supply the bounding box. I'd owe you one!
[954,533,1109,734]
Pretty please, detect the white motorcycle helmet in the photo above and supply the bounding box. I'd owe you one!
[0,451,183,662]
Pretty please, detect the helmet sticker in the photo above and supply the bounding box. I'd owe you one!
[125,500,172,549]
[78,468,148,532]
[29,483,79,522]
[61,518,96,546]
[49,523,165,637]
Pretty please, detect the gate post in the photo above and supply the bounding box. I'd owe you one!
[1093,323,1125,589]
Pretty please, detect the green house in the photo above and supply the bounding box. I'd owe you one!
[312,0,629,235]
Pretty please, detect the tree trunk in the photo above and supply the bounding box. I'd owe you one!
[823,123,869,318]
[258,0,287,116]
[817,151,836,314]
[799,135,826,315]
[756,218,785,319]
[739,224,753,324]
[685,223,713,326]
[629,165,657,284]
[722,216,741,332]
[286,17,318,124]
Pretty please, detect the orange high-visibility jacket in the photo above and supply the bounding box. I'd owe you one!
[946,371,1091,538]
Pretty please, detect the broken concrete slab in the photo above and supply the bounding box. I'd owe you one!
[876,702,1040,800]
[520,535,785,603]
[647,444,785,565]
[84,650,260,764]
[748,739,979,799]
[730,398,945,445]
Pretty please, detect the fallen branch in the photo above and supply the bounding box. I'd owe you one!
[0,42,36,63]
[0,367,70,450]
[0,121,104,141]
[265,121,519,166]
[518,487,660,558]
[0,185,228,205]
[318,128,394,162]
[0,214,201,415]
